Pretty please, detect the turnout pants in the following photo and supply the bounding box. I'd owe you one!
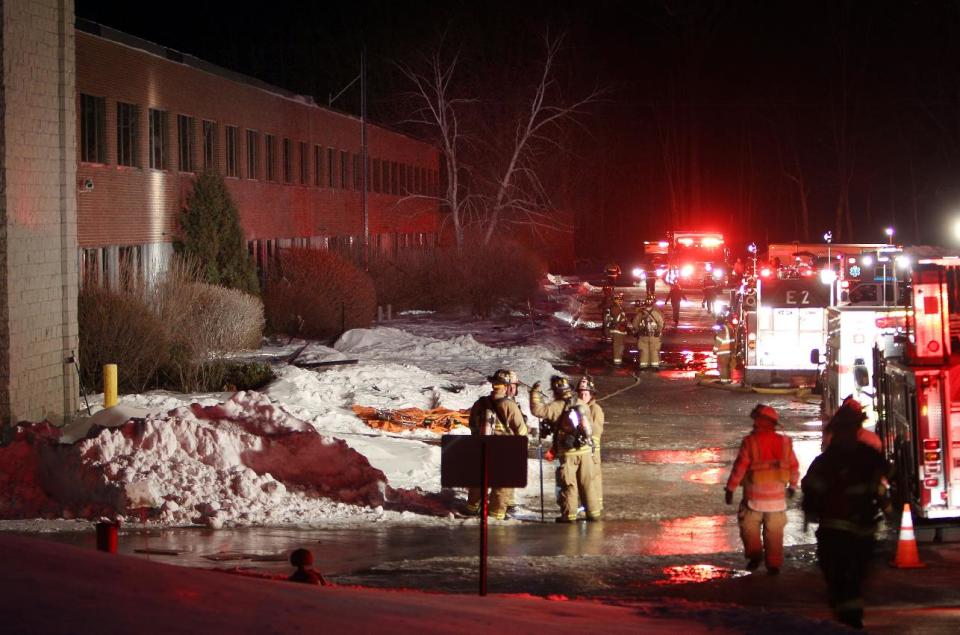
[737,503,787,569]
[558,451,601,521]
[466,487,514,520]
[612,331,626,364]
[637,336,662,367]
[816,527,875,627]
[717,351,735,380]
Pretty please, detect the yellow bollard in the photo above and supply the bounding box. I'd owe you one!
[103,364,118,408]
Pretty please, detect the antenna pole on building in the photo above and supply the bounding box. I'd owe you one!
[361,48,369,268]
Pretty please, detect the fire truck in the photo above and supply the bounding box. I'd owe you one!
[874,259,960,520]
[667,231,729,288]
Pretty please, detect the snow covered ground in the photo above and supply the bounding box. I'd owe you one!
[1,309,586,530]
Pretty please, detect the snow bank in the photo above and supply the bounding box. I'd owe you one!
[1,320,577,528]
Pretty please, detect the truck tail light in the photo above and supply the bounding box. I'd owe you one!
[924,478,939,488]
[910,265,950,363]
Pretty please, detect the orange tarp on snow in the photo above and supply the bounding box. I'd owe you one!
[351,406,470,434]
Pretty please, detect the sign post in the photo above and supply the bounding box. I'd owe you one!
[441,435,528,596]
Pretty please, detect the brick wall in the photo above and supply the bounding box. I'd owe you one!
[75,28,439,249]
[0,0,78,425]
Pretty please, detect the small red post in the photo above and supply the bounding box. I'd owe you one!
[95,521,118,553]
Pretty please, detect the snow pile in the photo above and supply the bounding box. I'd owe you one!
[1,321,576,527]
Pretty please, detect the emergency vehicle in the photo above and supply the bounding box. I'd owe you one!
[816,305,905,425]
[631,240,670,287]
[667,231,729,288]
[744,276,829,386]
[874,259,960,520]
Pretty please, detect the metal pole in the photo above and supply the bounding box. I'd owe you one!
[479,438,488,597]
[361,48,369,268]
[538,441,545,523]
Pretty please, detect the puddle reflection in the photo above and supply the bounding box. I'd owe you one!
[653,563,749,585]
[646,515,737,556]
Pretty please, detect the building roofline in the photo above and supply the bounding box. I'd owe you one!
[75,18,434,149]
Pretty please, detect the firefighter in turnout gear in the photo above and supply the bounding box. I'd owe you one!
[465,369,528,519]
[724,404,800,575]
[713,314,736,383]
[609,294,629,365]
[577,375,605,513]
[530,375,602,522]
[631,297,664,370]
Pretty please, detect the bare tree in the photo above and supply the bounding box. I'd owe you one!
[398,43,477,249]
[481,33,601,244]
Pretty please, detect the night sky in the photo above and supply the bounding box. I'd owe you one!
[76,1,960,258]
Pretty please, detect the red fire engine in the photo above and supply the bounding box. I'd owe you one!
[875,259,960,520]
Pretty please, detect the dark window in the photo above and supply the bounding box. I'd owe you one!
[202,120,216,171]
[299,142,309,185]
[246,130,259,179]
[283,138,293,183]
[353,154,362,190]
[177,115,195,172]
[314,145,322,186]
[340,150,349,188]
[381,161,390,194]
[148,108,168,170]
[399,164,407,195]
[391,161,399,195]
[117,102,138,167]
[372,158,381,192]
[327,148,335,187]
[80,94,106,163]
[225,126,239,177]
[265,134,276,181]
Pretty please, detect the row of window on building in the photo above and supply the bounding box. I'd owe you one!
[80,232,436,290]
[79,94,440,197]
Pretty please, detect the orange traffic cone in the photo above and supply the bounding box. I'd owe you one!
[890,503,926,568]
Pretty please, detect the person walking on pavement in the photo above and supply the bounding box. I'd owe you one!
[632,296,664,370]
[465,369,528,519]
[724,404,800,575]
[802,409,891,630]
[577,375,605,514]
[667,282,686,327]
[608,293,630,365]
[530,375,601,522]
[713,314,736,383]
[702,279,718,313]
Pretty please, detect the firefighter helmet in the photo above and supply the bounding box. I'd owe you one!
[488,369,518,386]
[577,375,597,394]
[749,403,779,424]
[550,375,572,397]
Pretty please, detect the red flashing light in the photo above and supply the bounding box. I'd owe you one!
[760,268,772,278]
[928,340,941,353]
[731,317,739,326]
[924,478,939,488]
[923,439,941,451]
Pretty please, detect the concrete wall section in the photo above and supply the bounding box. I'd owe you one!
[0,0,78,425]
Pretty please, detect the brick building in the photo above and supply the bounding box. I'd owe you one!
[75,20,441,288]
[1,4,440,428]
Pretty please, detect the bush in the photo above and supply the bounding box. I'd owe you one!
[369,241,545,316]
[263,248,376,339]
[78,287,171,393]
[78,259,266,394]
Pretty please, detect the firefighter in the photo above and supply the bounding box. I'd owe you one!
[632,296,664,370]
[802,411,890,630]
[577,375,605,513]
[821,397,881,452]
[465,369,528,519]
[609,293,630,365]
[724,404,800,575]
[667,282,686,327]
[530,375,601,522]
[713,314,736,383]
[702,279,718,313]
